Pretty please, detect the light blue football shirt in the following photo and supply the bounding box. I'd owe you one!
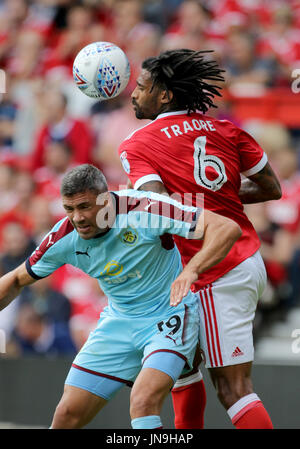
[26,190,201,317]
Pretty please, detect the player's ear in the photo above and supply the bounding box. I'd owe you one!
[161,89,173,104]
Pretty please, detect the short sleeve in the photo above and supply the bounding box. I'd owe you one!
[236,127,268,176]
[25,218,73,279]
[118,138,162,189]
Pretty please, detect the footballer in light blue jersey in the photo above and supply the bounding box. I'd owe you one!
[26,189,200,318]
[26,188,201,396]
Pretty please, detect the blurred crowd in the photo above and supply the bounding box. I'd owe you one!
[0,0,299,357]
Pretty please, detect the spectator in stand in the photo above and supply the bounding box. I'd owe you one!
[7,29,45,81]
[0,168,36,248]
[244,121,292,159]
[108,0,146,50]
[10,301,77,357]
[19,276,73,328]
[30,89,94,171]
[265,147,300,262]
[0,160,19,214]
[44,3,105,75]
[27,195,54,245]
[34,138,74,221]
[0,0,29,66]
[257,4,300,85]
[0,221,37,344]
[0,221,36,273]
[0,96,18,152]
[224,30,277,93]
[161,0,213,51]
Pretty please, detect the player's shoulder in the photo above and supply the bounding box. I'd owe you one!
[198,112,239,132]
[52,216,74,234]
[44,217,75,249]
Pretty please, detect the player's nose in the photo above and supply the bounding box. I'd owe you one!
[131,87,138,100]
[73,210,85,223]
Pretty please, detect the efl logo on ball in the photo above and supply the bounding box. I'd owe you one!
[73,42,131,100]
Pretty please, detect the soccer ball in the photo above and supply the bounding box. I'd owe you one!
[73,42,131,100]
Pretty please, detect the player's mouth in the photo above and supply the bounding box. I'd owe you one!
[76,224,92,234]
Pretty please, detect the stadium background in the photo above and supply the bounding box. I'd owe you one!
[0,0,299,429]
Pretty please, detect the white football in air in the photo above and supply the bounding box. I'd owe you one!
[73,42,131,100]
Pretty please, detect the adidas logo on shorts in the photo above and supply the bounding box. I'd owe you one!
[231,347,244,358]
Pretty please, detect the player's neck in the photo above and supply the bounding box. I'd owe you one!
[156,104,182,118]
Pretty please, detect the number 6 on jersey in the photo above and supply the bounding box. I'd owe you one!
[193,136,227,191]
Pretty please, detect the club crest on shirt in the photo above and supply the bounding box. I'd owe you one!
[120,151,130,174]
[120,228,138,246]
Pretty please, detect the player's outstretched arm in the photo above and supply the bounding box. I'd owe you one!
[238,162,282,204]
[0,263,36,311]
[170,211,242,306]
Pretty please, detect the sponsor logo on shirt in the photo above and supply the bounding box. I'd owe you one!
[120,151,130,174]
[100,260,123,276]
[99,260,142,284]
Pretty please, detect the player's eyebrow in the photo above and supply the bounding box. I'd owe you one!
[63,201,91,210]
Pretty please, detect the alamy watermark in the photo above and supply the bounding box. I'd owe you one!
[0,69,6,94]
[291,69,300,94]
[291,329,300,354]
[95,191,205,237]
[0,329,6,353]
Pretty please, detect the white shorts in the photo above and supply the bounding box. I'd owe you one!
[196,251,267,368]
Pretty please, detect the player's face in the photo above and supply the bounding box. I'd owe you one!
[131,69,164,120]
[62,190,108,239]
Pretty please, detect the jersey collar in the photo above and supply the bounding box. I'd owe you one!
[156,110,188,120]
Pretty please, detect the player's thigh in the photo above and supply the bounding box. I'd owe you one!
[197,251,266,368]
[68,311,141,398]
[53,384,107,428]
[130,367,174,417]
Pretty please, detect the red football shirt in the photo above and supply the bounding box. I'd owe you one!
[118,110,267,290]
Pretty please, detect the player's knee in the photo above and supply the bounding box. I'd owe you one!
[130,389,158,418]
[53,400,82,428]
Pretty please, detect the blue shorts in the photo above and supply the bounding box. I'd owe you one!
[65,300,199,400]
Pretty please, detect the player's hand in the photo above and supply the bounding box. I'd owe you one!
[170,269,198,307]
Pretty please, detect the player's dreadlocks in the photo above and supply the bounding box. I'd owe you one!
[142,49,225,114]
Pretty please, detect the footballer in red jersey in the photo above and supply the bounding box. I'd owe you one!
[120,110,267,290]
[118,49,281,429]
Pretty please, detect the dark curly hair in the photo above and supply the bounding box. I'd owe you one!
[142,49,225,114]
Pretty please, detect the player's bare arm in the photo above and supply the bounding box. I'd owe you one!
[238,162,282,204]
[170,211,241,306]
[137,180,169,195]
[0,262,36,311]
